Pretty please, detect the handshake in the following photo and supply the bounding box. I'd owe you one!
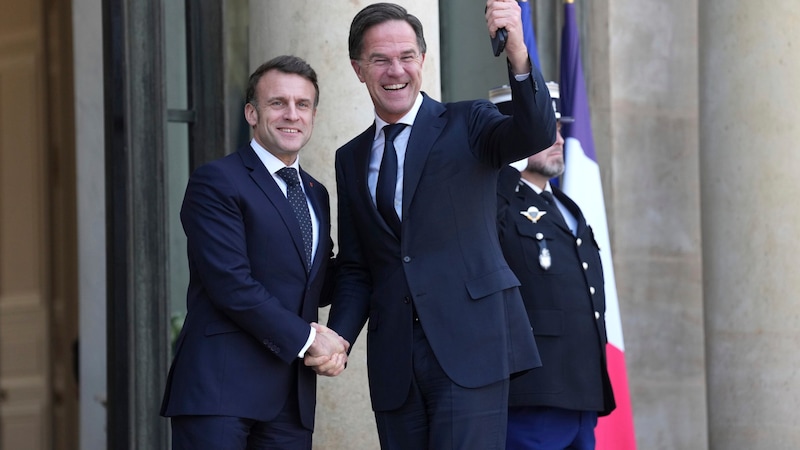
[304,322,350,377]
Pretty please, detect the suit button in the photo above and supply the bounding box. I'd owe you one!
[403,256,411,263]
[595,311,601,319]
[582,262,589,270]
[263,340,279,353]
[403,297,410,304]
[590,286,596,295]
[576,238,582,246]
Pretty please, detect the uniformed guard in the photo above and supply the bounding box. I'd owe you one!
[493,82,616,450]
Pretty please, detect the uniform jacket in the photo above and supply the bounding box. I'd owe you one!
[160,144,335,430]
[496,165,615,415]
[328,66,557,412]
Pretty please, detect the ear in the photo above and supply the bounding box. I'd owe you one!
[351,60,365,83]
[244,102,258,127]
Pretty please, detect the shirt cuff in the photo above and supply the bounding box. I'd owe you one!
[297,326,316,358]
[514,72,530,81]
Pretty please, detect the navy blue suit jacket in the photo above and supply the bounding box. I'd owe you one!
[497,166,615,415]
[329,67,557,412]
[160,144,334,430]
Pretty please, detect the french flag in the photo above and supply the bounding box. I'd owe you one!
[559,1,637,449]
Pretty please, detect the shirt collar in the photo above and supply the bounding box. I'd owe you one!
[250,138,301,175]
[519,177,552,196]
[372,93,424,141]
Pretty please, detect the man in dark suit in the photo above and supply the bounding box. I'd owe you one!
[495,82,616,450]
[160,55,348,450]
[326,2,557,449]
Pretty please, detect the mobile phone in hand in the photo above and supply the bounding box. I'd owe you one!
[491,28,507,56]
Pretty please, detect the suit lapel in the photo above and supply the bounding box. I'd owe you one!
[352,122,404,236]
[239,145,310,274]
[299,168,329,276]
[554,187,587,235]
[352,124,398,238]
[403,94,445,217]
[299,169,326,232]
[353,124,376,208]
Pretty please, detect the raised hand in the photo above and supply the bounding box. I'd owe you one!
[485,0,530,74]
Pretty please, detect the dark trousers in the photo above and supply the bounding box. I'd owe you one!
[506,406,598,450]
[375,321,510,449]
[170,388,311,450]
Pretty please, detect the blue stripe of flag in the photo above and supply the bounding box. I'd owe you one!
[520,1,541,70]
[559,2,597,162]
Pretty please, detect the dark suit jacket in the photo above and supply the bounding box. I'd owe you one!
[160,144,334,430]
[496,166,615,415]
[329,67,557,412]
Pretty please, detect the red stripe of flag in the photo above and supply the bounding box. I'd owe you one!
[559,2,637,448]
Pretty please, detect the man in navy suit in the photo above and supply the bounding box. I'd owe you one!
[160,55,349,450]
[327,2,557,449]
[495,82,616,450]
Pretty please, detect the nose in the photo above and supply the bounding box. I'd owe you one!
[387,58,405,76]
[284,104,300,120]
[555,128,565,145]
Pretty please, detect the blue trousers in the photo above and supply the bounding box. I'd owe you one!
[506,406,598,450]
[375,321,510,449]
[170,386,310,450]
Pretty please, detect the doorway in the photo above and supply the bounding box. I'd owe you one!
[0,0,78,448]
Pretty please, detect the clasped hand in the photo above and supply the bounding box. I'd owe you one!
[304,322,350,377]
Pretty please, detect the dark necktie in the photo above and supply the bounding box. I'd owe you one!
[277,167,313,270]
[539,190,568,228]
[376,123,407,237]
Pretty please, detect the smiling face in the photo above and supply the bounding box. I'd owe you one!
[245,70,317,165]
[351,20,425,124]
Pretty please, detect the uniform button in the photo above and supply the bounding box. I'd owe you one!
[595,311,600,319]
[576,238,582,246]
[403,297,410,304]
[590,286,596,295]
[535,232,544,240]
[403,256,411,263]
[582,262,589,270]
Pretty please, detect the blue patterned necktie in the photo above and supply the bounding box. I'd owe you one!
[277,167,313,270]
[376,123,407,237]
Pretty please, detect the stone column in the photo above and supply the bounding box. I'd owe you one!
[248,2,440,448]
[700,1,800,448]
[608,1,708,448]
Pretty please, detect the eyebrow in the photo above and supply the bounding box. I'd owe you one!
[265,96,313,104]
[367,48,419,59]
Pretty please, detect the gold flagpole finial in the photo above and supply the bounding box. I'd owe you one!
[565,0,575,4]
